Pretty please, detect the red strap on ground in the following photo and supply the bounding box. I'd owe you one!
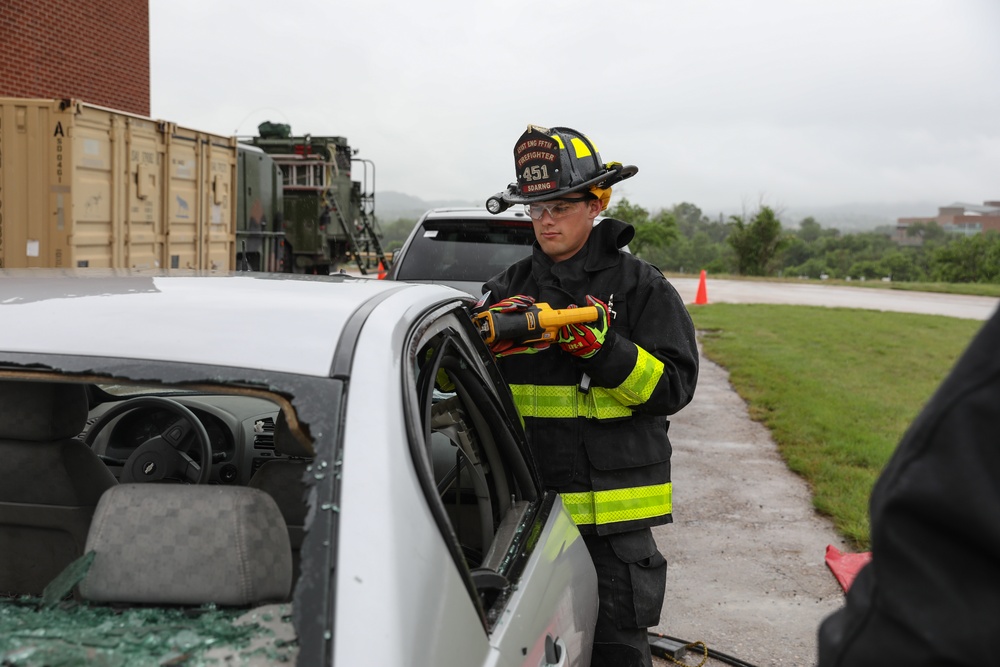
[825,545,872,592]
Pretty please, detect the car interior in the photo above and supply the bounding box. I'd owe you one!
[0,376,303,663]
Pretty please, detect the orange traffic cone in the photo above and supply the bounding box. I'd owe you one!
[693,269,708,305]
[377,261,387,280]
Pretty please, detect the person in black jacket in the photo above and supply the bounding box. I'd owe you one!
[817,306,1000,666]
[481,125,700,667]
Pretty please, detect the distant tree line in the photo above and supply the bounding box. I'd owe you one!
[603,199,1000,284]
[377,201,1000,284]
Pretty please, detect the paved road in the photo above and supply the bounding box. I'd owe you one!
[669,277,999,321]
[649,279,997,667]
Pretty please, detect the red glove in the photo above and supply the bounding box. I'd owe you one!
[558,296,611,359]
[486,294,535,313]
[489,338,550,358]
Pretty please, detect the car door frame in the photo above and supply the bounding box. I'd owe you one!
[403,304,598,666]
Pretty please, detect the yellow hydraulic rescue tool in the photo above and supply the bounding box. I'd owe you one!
[473,303,598,345]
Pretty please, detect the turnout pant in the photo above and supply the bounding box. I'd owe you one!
[583,529,667,667]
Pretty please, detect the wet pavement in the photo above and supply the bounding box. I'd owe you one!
[650,346,847,666]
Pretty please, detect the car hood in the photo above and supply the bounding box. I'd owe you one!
[0,270,454,376]
[395,278,486,299]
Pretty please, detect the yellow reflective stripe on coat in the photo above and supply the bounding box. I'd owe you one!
[509,385,632,420]
[508,349,663,419]
[561,483,672,526]
[604,347,664,407]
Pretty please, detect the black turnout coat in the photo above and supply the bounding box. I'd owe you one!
[482,218,699,535]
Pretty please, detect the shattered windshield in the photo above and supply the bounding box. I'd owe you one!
[0,597,296,666]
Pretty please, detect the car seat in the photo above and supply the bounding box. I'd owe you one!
[79,483,291,605]
[248,410,312,585]
[0,379,118,597]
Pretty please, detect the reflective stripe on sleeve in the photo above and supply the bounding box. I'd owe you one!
[605,346,664,407]
[509,384,632,420]
[561,483,672,526]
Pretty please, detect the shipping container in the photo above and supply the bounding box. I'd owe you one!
[0,98,237,270]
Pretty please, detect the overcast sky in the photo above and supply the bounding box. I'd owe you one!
[150,0,999,215]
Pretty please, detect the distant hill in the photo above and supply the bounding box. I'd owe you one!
[777,202,942,232]
[698,201,943,233]
[375,191,481,222]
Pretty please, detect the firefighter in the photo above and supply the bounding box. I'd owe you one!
[480,125,700,667]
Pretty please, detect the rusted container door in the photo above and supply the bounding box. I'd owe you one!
[123,117,166,268]
[205,137,236,270]
[0,99,65,268]
[165,126,236,270]
[67,105,128,268]
[0,98,236,270]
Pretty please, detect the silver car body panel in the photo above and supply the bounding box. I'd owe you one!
[334,293,490,666]
[334,290,597,666]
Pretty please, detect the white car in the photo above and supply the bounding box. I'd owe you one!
[0,270,597,667]
[387,207,537,297]
[387,207,619,297]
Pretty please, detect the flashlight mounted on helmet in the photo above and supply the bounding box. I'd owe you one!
[486,191,512,214]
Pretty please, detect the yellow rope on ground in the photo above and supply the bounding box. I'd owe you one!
[665,639,708,667]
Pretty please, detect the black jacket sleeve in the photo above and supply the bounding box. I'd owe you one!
[581,268,699,417]
[817,306,1000,666]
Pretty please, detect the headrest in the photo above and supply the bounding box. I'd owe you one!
[80,484,292,606]
[273,410,313,458]
[0,380,88,441]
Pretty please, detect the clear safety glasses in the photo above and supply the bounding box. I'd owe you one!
[524,198,590,221]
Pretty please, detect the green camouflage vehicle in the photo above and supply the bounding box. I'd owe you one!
[241,123,388,275]
[236,143,286,272]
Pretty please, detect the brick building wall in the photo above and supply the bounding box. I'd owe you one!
[0,0,149,115]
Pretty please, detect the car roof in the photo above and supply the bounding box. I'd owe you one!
[418,206,532,222]
[0,270,461,377]
[394,207,619,297]
[416,205,607,227]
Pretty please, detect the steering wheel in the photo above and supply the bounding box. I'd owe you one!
[85,396,213,484]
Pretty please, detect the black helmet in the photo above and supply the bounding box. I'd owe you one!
[486,125,637,214]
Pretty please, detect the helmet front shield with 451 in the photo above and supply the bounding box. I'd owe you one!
[485,125,637,214]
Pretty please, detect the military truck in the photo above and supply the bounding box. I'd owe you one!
[235,144,286,272]
[241,123,388,275]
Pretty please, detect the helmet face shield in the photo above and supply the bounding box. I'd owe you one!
[487,124,638,212]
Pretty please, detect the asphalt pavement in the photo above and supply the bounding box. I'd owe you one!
[669,276,999,321]
[647,277,998,666]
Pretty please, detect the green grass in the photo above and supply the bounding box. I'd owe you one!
[687,304,983,550]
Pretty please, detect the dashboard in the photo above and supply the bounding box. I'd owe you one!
[85,392,303,486]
